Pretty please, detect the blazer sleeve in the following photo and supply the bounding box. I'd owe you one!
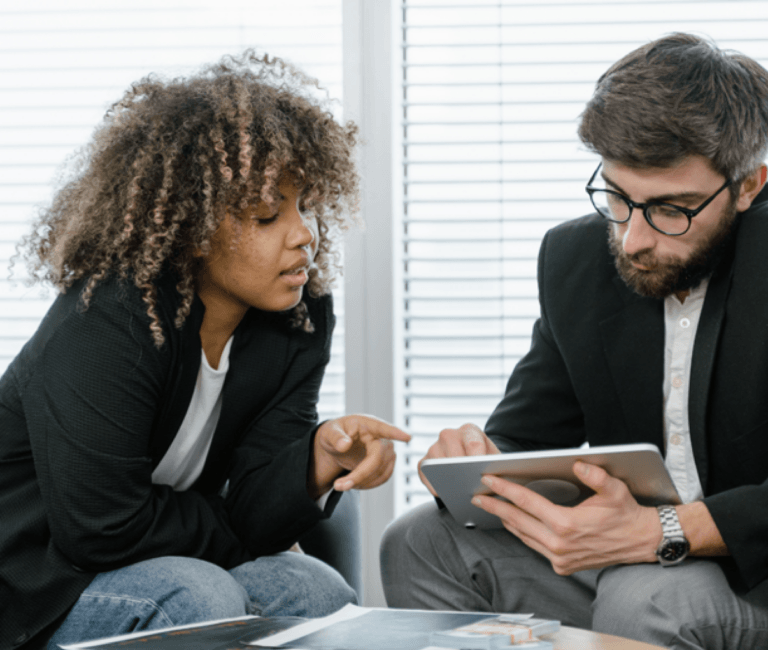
[222,294,338,557]
[24,283,253,572]
[485,229,587,452]
[704,482,768,589]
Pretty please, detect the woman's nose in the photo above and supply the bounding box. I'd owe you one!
[288,204,318,255]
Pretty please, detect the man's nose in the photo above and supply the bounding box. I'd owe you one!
[620,207,657,256]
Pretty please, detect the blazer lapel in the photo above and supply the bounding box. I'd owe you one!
[599,277,666,451]
[688,255,734,492]
[194,309,291,494]
[151,295,205,464]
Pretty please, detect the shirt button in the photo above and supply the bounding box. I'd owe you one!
[679,317,691,328]
[672,376,683,388]
[671,434,683,446]
[13,632,29,646]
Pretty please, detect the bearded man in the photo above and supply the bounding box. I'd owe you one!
[381,33,768,650]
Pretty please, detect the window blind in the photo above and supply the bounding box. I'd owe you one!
[395,0,768,514]
[0,0,345,419]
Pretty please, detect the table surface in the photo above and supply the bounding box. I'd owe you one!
[550,626,666,649]
[243,613,666,650]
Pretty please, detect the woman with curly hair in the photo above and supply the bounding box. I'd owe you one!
[0,52,408,650]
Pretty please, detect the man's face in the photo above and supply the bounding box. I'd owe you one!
[602,156,743,299]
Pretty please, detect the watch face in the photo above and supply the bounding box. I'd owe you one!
[659,537,689,562]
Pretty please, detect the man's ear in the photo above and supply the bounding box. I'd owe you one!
[736,164,767,212]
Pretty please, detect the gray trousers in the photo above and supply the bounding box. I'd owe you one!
[380,503,768,650]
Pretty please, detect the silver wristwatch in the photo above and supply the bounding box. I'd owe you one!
[655,505,690,566]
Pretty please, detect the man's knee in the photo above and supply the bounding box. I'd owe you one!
[380,502,488,610]
[381,503,444,573]
[593,560,741,646]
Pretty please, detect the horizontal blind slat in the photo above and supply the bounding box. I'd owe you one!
[394,0,768,514]
[0,1,346,421]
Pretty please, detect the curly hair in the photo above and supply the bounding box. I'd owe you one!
[579,33,768,184]
[20,50,359,346]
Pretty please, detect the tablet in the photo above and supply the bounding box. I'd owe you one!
[420,443,680,530]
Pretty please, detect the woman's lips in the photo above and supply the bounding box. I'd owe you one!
[280,265,309,286]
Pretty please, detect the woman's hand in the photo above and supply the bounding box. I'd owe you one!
[309,415,411,498]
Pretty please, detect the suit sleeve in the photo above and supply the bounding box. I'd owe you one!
[25,285,253,572]
[704,483,768,589]
[223,295,339,557]
[485,229,587,452]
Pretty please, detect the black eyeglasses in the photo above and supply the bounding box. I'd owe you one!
[585,163,732,236]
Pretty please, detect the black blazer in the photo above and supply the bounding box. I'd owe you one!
[486,192,768,591]
[0,275,338,649]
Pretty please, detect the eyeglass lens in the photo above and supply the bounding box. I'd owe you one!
[589,190,690,235]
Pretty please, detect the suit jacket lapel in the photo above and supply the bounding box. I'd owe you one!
[688,254,734,492]
[596,248,734,490]
[599,277,665,451]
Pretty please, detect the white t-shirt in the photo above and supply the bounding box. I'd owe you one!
[151,337,333,508]
[151,337,234,491]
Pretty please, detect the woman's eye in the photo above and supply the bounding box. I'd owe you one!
[256,214,279,225]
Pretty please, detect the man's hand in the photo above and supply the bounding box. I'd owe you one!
[472,461,660,574]
[309,415,411,498]
[418,423,500,497]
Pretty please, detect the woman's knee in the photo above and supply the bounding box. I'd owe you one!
[230,552,356,618]
[47,557,248,648]
[92,556,248,623]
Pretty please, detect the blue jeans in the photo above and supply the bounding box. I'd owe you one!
[46,553,356,649]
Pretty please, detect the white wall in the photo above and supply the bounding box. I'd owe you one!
[342,0,401,607]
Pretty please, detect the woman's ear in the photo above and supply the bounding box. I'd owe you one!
[194,212,231,258]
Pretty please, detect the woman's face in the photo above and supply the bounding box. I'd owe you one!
[196,178,319,324]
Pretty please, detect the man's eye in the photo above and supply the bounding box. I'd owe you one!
[256,214,279,225]
[652,204,686,219]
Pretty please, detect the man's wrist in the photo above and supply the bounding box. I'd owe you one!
[676,501,729,557]
[655,505,690,566]
[639,505,665,564]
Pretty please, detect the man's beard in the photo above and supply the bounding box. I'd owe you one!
[608,198,739,299]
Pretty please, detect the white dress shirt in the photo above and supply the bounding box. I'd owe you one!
[662,280,708,504]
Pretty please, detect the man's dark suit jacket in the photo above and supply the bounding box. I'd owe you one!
[486,190,768,592]
[0,276,338,650]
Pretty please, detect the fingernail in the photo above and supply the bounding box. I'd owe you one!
[472,496,483,506]
[335,479,353,491]
[481,476,493,488]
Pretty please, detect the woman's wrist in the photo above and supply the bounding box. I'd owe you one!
[307,421,342,499]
